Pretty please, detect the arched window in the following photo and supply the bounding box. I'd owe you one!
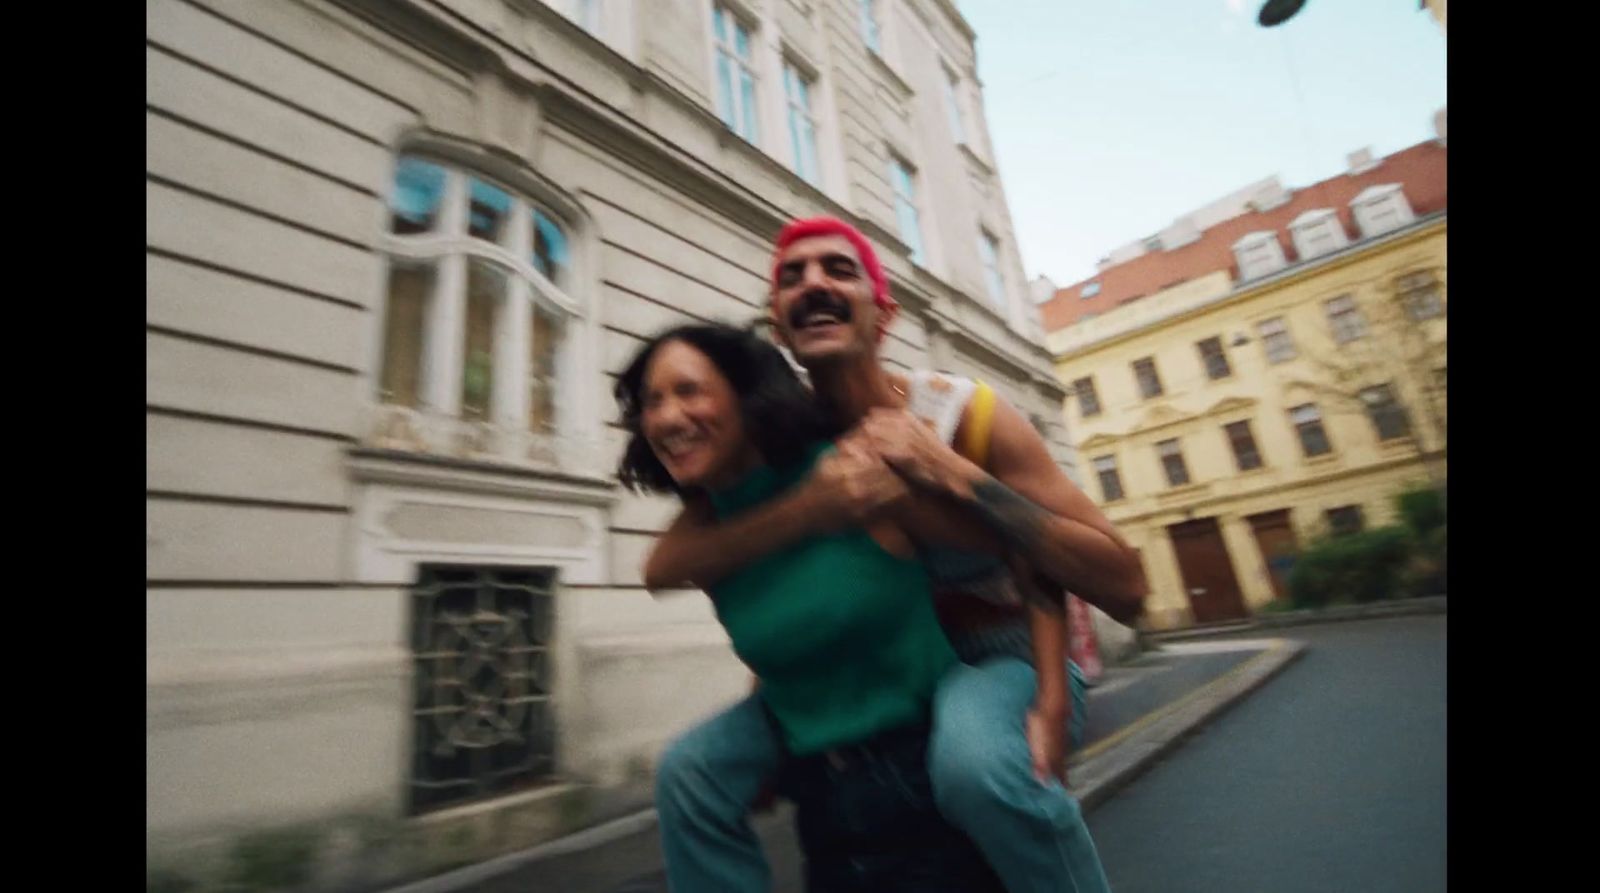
[375,154,586,464]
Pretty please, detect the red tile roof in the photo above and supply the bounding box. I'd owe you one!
[1040,140,1448,332]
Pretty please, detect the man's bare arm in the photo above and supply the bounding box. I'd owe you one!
[856,403,1148,623]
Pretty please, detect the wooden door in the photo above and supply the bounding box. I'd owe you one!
[1247,509,1300,602]
[1167,517,1249,623]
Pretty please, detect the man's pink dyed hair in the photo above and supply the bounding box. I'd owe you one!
[770,216,894,310]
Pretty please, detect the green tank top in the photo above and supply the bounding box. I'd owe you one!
[708,442,957,756]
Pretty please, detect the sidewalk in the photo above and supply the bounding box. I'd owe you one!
[1142,595,1446,645]
[386,637,1305,893]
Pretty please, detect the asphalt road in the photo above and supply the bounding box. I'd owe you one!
[1086,615,1447,893]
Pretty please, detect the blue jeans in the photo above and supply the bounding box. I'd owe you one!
[656,657,1109,893]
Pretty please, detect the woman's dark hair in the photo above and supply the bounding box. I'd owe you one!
[614,322,836,496]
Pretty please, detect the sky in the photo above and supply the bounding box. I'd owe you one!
[953,0,1448,288]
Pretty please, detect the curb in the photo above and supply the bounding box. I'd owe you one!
[1070,638,1307,813]
[381,810,661,893]
[1142,596,1445,644]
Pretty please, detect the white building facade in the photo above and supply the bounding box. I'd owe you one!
[146,0,1072,887]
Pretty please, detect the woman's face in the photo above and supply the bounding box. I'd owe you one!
[641,339,761,491]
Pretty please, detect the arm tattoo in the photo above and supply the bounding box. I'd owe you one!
[968,475,1050,554]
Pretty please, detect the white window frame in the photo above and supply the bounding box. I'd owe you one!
[712,4,760,144]
[977,229,1006,308]
[1133,356,1163,399]
[564,0,602,34]
[1156,438,1191,488]
[1325,294,1368,344]
[1257,316,1298,364]
[889,154,925,265]
[1224,420,1263,471]
[1360,383,1412,441]
[1092,455,1124,502]
[859,0,882,53]
[1289,208,1351,261]
[782,57,821,187]
[1397,270,1444,321]
[941,63,966,145]
[1289,403,1333,457]
[1351,183,1417,239]
[1233,231,1288,280]
[373,153,596,471]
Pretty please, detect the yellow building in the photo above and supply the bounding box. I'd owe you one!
[1042,143,1446,629]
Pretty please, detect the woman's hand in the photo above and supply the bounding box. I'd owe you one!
[1026,703,1070,786]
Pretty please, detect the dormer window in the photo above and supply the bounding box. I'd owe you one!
[1081,282,1101,299]
[1233,231,1287,281]
[1289,208,1350,261]
[1351,184,1416,238]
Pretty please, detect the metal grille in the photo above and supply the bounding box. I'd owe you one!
[409,565,556,814]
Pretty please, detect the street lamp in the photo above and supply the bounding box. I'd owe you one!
[1257,0,1307,27]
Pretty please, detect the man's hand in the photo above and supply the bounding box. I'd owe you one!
[804,439,913,526]
[1026,704,1070,786]
[847,408,969,493]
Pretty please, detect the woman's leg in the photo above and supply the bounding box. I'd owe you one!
[1068,658,1088,751]
[929,658,1113,893]
[656,694,785,893]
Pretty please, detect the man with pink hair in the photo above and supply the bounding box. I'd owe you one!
[647,216,1147,893]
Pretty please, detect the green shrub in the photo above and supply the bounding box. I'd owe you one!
[1396,485,1446,539]
[226,826,321,891]
[1288,526,1413,607]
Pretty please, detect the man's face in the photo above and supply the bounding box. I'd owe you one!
[769,234,895,367]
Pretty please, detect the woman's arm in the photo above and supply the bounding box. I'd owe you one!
[1017,557,1071,784]
[643,449,912,592]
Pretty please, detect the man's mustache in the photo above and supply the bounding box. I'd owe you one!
[788,290,854,329]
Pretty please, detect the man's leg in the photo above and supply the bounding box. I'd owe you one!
[929,658,1113,893]
[656,693,784,893]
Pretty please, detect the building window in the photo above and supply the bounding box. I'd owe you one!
[561,0,602,34]
[380,155,579,455]
[1289,208,1350,261]
[1361,383,1412,441]
[1257,316,1297,364]
[1224,420,1263,471]
[1133,357,1163,399]
[1081,282,1101,298]
[858,0,881,53]
[1325,294,1368,344]
[889,156,925,265]
[1397,270,1444,321]
[1093,455,1124,503]
[1289,403,1333,458]
[783,60,821,186]
[1073,376,1101,417]
[1197,336,1232,380]
[1351,183,1416,238]
[978,230,1005,308]
[1325,506,1365,538]
[1233,231,1288,280]
[942,65,966,144]
[410,565,556,814]
[712,5,759,143]
[1157,438,1190,487]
